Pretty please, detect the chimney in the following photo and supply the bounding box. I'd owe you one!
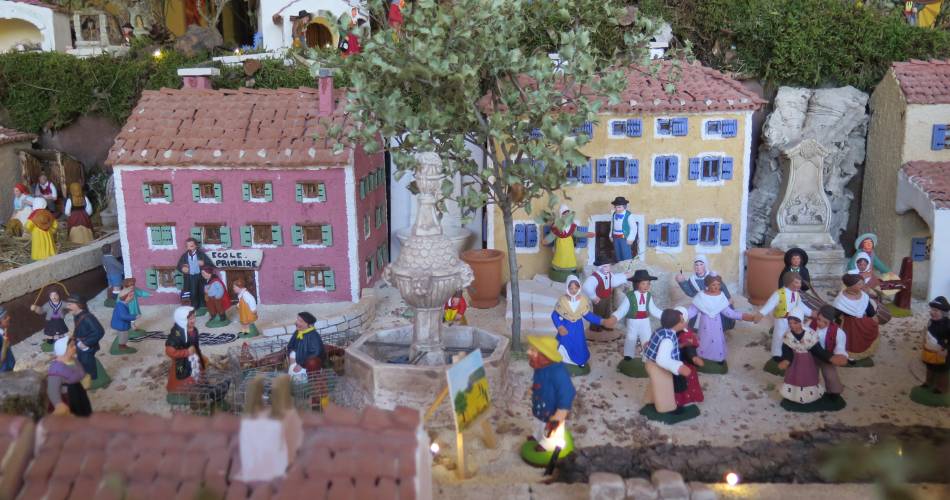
[177,68,221,89]
[317,67,335,115]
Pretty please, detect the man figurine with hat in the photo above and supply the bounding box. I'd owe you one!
[0,307,14,372]
[609,196,638,262]
[65,294,111,390]
[287,312,326,374]
[582,254,633,337]
[640,308,699,424]
[612,269,664,377]
[521,335,576,466]
[911,296,950,407]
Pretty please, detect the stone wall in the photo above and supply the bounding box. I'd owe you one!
[262,288,378,340]
[747,87,869,250]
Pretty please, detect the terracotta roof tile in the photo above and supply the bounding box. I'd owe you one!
[107,87,354,168]
[0,127,37,146]
[891,59,950,105]
[902,161,950,209]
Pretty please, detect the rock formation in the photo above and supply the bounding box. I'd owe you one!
[747,86,868,247]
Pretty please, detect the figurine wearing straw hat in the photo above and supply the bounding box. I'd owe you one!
[521,335,576,466]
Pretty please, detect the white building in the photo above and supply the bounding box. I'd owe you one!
[257,0,362,51]
[0,0,71,53]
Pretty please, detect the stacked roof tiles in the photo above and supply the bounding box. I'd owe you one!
[891,59,950,105]
[902,161,950,209]
[0,127,37,147]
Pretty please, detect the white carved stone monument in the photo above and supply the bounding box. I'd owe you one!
[770,139,845,283]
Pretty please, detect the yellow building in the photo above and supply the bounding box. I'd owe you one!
[489,62,765,288]
[859,59,950,300]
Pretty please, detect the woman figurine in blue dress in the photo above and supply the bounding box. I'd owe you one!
[551,275,616,376]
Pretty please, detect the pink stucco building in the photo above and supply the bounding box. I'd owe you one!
[105,71,387,304]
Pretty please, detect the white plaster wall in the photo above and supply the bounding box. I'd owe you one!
[896,170,949,300]
[929,211,950,301]
[0,2,70,52]
[903,104,950,162]
[258,0,355,50]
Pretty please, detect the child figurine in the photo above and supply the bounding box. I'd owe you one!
[673,307,704,408]
[109,287,138,355]
[758,271,812,375]
[640,308,699,424]
[101,244,123,307]
[521,335,576,467]
[685,275,759,374]
[64,182,94,244]
[609,197,638,262]
[443,290,468,326]
[233,279,259,338]
[64,294,110,391]
[776,310,848,412]
[7,183,32,237]
[121,277,150,338]
[911,296,950,407]
[834,274,880,366]
[201,267,231,328]
[581,254,631,339]
[31,289,69,352]
[613,270,662,378]
[25,198,57,261]
[552,275,616,376]
[778,248,811,292]
[810,306,847,404]
[847,233,891,274]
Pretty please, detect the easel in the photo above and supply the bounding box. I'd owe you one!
[424,358,497,480]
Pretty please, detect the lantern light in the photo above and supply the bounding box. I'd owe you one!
[725,472,740,486]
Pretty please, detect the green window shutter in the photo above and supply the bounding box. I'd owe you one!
[149,226,161,245]
[240,226,252,246]
[324,270,335,291]
[163,183,173,202]
[190,227,203,244]
[242,183,250,201]
[161,225,174,245]
[359,178,365,199]
[293,271,305,291]
[322,225,333,246]
[318,183,326,202]
[295,183,303,202]
[214,183,222,202]
[292,225,303,245]
[271,224,282,246]
[142,184,152,203]
[173,271,184,289]
[220,226,232,248]
[264,182,273,202]
[192,183,201,202]
[145,268,158,289]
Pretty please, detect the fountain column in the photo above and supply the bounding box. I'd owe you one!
[383,153,474,365]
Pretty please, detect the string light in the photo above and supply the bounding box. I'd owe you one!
[152,49,163,60]
[430,442,440,454]
[725,472,740,486]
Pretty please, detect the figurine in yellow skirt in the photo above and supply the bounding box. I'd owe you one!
[443,290,468,326]
[232,279,259,338]
[25,198,57,261]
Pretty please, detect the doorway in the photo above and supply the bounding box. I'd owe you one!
[588,213,644,265]
[224,269,258,304]
[306,23,333,48]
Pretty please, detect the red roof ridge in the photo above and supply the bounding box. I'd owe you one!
[890,59,950,105]
[901,161,950,209]
[0,127,37,146]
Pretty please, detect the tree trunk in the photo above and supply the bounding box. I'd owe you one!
[501,203,522,351]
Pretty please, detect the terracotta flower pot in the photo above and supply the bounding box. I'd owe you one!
[745,247,787,305]
[461,249,505,309]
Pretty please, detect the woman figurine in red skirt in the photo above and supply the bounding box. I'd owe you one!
[834,273,880,366]
[673,306,704,407]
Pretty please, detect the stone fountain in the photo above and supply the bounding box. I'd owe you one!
[345,153,509,415]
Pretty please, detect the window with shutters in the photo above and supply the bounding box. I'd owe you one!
[155,267,179,289]
[565,163,580,181]
[304,224,325,245]
[193,182,221,203]
[304,267,327,288]
[249,182,267,199]
[363,214,371,239]
[656,118,672,136]
[656,117,688,137]
[252,224,273,245]
[514,221,540,253]
[608,157,627,182]
[702,119,737,139]
[375,205,383,228]
[705,120,721,136]
[933,124,949,150]
[911,237,930,261]
[609,120,626,138]
[699,222,718,245]
[647,219,682,250]
[146,223,176,248]
[686,218,728,252]
[143,182,173,203]
[702,156,721,180]
[293,267,336,292]
[297,182,326,203]
[198,224,222,245]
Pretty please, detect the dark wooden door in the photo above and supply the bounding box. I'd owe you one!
[594,221,616,262]
[225,269,257,303]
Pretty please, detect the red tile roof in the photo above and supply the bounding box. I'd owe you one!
[106,88,354,168]
[609,60,765,113]
[902,161,950,209]
[891,59,950,105]
[0,127,37,146]
[12,405,424,499]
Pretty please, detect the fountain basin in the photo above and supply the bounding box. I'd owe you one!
[395,227,473,256]
[345,326,510,422]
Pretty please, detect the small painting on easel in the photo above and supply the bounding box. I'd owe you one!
[446,349,490,432]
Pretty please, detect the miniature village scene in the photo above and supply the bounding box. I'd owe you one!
[0,0,949,499]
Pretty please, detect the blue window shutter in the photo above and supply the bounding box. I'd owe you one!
[526,224,538,247]
[529,127,542,139]
[722,119,738,137]
[220,226,231,248]
[667,157,679,182]
[720,223,733,246]
[722,157,734,180]
[584,121,593,137]
[911,237,929,261]
[626,159,639,183]
[933,124,947,150]
[514,224,526,247]
[580,161,593,184]
[669,223,681,247]
[596,159,607,183]
[688,157,700,180]
[687,224,699,245]
[575,225,588,248]
[647,224,660,247]
[653,157,663,182]
[626,118,642,137]
[672,118,688,136]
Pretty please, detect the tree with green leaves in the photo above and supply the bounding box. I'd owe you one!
[324,0,665,351]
